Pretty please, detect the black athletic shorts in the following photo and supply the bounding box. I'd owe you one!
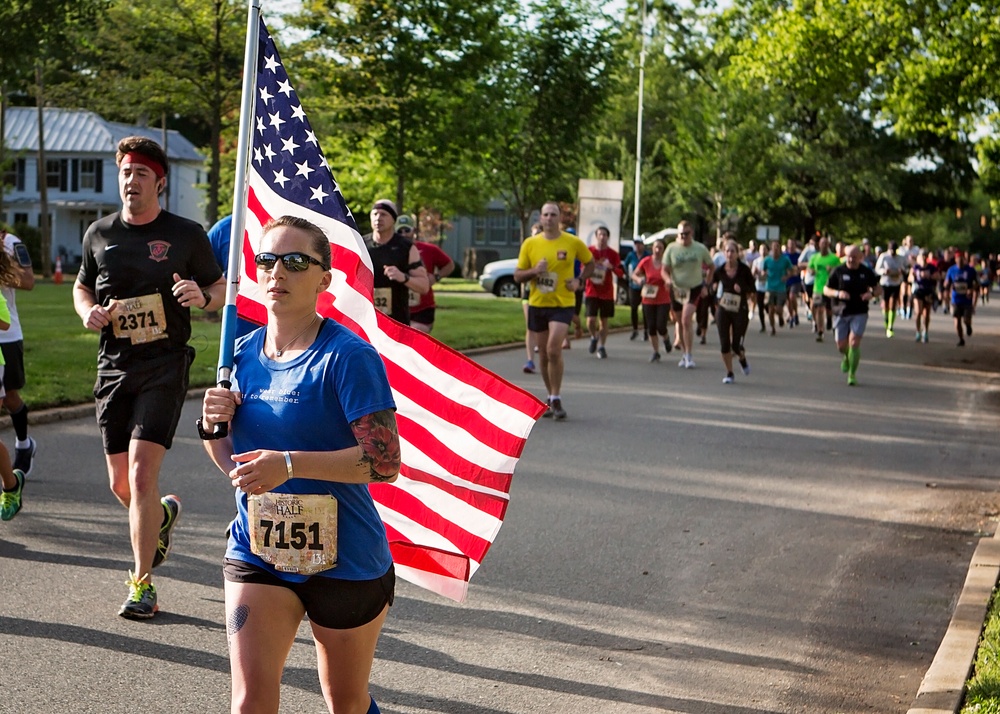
[585,297,615,319]
[527,306,575,333]
[94,350,192,454]
[223,558,395,630]
[0,341,26,392]
[952,302,973,320]
[670,284,703,313]
[410,307,435,326]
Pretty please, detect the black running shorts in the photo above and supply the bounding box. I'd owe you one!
[223,559,395,630]
[94,351,191,454]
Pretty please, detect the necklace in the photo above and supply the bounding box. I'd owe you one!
[271,315,319,357]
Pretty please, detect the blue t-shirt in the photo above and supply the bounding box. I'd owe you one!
[623,249,646,289]
[946,264,978,306]
[785,251,802,286]
[763,254,793,293]
[207,214,259,339]
[226,318,397,582]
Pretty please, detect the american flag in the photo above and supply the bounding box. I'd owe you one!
[233,18,546,602]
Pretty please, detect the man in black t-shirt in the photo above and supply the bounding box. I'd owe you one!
[73,136,225,620]
[823,245,880,386]
[363,199,429,325]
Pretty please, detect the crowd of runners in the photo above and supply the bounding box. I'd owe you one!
[517,217,997,415]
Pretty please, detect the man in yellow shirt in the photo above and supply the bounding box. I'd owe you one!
[515,202,594,420]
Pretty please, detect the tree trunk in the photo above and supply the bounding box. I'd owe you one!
[35,61,51,278]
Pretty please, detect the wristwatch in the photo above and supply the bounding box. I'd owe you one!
[196,417,227,440]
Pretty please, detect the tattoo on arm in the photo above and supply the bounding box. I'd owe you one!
[350,409,401,482]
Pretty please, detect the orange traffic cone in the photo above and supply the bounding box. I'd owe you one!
[54,256,63,285]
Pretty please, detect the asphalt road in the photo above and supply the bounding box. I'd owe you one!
[2,298,1000,714]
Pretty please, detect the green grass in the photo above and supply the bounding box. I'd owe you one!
[18,282,223,408]
[434,277,483,292]
[962,586,1000,713]
[14,282,631,409]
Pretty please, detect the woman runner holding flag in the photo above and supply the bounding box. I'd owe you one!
[200,216,400,714]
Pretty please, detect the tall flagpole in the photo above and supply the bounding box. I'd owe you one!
[214,0,262,437]
[632,0,647,242]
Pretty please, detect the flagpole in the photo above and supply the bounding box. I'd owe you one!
[631,0,647,243]
[214,0,262,437]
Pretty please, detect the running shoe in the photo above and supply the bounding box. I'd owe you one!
[152,495,182,569]
[630,330,638,341]
[957,338,966,347]
[13,437,36,478]
[678,355,689,368]
[816,333,824,342]
[723,373,734,384]
[886,328,894,338]
[642,333,649,342]
[841,354,849,373]
[967,323,973,336]
[922,332,929,343]
[551,399,567,421]
[684,355,696,369]
[0,469,25,521]
[700,334,707,345]
[740,359,751,376]
[597,346,607,359]
[650,352,661,363]
[914,331,921,342]
[541,400,553,418]
[588,337,598,354]
[847,375,857,386]
[119,571,158,620]
[523,360,536,374]
[664,341,672,353]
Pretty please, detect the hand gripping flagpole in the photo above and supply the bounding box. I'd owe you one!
[212,0,262,438]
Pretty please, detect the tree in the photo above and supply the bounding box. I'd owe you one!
[0,0,108,272]
[467,0,622,235]
[44,0,247,224]
[717,0,973,240]
[289,0,515,218]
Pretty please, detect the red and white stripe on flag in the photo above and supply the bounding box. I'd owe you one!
[234,19,546,601]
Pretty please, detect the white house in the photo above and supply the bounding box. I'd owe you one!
[1,107,208,267]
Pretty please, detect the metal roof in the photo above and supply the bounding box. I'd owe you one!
[3,107,204,162]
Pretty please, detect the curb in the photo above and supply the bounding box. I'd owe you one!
[907,529,1000,713]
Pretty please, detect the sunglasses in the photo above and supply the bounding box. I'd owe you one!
[254,251,328,272]
[398,227,413,234]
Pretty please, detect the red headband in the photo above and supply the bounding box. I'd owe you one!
[121,152,166,178]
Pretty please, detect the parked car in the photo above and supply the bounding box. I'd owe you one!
[479,258,521,298]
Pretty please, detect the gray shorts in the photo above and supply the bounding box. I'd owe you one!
[833,313,869,342]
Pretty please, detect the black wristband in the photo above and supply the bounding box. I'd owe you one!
[201,289,211,310]
[196,417,227,440]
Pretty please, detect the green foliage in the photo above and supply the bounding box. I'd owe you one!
[467,0,622,233]
[289,0,514,217]
[42,0,248,225]
[962,587,1000,713]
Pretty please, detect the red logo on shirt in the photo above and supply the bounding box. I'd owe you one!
[557,251,567,260]
[148,240,171,262]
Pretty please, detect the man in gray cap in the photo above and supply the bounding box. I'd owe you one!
[364,199,429,325]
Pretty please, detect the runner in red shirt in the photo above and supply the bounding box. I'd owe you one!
[584,226,623,359]
[403,214,455,334]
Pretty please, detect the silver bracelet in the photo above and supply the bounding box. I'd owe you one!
[283,450,293,481]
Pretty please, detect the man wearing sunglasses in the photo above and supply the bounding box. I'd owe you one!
[363,199,429,325]
[73,136,226,620]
